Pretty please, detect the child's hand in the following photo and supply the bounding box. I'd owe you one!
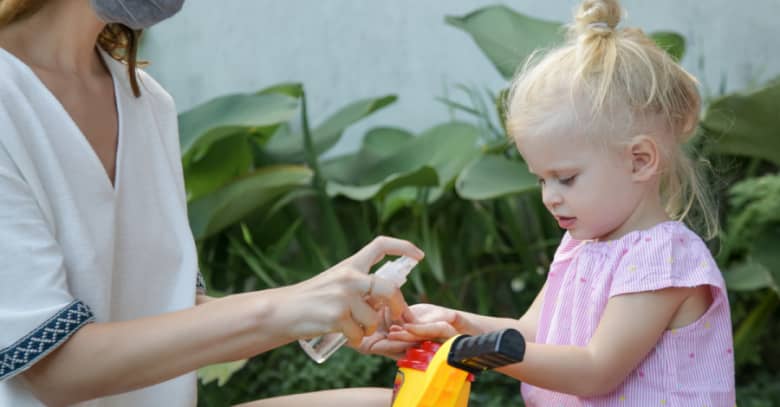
[387,303,471,342]
[356,307,417,360]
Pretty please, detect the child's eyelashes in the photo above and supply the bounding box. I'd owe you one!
[559,175,577,186]
[537,175,578,187]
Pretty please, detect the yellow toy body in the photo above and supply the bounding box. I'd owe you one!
[391,336,472,407]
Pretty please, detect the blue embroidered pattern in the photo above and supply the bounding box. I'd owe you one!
[0,300,94,381]
[196,271,207,294]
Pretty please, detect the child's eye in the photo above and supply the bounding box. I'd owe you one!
[537,178,546,186]
[559,175,577,186]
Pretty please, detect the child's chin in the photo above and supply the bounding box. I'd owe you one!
[569,229,595,241]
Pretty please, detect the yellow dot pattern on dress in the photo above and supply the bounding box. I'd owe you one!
[666,257,674,264]
[619,395,626,402]
[705,321,711,329]
[661,400,667,405]
[628,264,637,272]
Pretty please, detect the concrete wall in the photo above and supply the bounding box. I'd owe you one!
[142,0,780,155]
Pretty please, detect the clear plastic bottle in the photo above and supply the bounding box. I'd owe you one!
[298,256,418,363]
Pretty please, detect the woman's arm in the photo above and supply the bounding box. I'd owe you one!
[22,237,423,406]
[236,388,392,407]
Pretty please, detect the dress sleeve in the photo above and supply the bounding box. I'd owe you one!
[608,223,718,298]
[0,143,94,381]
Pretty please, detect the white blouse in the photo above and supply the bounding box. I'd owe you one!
[0,48,201,406]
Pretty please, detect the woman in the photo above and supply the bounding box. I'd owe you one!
[0,1,419,405]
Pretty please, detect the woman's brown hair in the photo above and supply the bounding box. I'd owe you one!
[0,0,144,97]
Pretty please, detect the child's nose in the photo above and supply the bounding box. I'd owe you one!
[542,187,563,208]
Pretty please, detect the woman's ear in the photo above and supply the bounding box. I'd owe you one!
[629,135,660,182]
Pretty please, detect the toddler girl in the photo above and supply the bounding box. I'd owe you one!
[389,0,736,405]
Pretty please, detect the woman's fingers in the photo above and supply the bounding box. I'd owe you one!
[349,297,380,337]
[362,275,410,322]
[339,316,366,348]
[350,236,424,271]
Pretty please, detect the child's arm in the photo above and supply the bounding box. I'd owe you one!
[496,286,693,397]
[389,283,547,343]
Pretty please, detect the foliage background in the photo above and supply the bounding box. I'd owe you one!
[171,5,780,406]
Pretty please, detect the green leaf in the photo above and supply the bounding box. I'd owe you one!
[724,261,777,293]
[265,95,398,159]
[326,166,439,201]
[456,154,538,200]
[188,165,313,240]
[702,77,780,165]
[179,93,299,159]
[446,5,564,79]
[257,82,304,98]
[362,127,414,158]
[447,5,687,81]
[324,122,481,201]
[198,359,248,387]
[650,32,686,61]
[319,127,413,183]
[751,226,780,295]
[184,134,253,201]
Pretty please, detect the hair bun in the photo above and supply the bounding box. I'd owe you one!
[573,0,622,38]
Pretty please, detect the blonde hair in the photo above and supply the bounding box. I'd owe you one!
[506,0,717,239]
[0,0,145,97]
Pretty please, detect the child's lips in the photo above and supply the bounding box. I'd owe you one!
[556,216,577,229]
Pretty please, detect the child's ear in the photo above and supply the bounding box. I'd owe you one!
[628,135,660,182]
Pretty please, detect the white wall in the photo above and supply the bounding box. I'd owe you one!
[141,0,780,156]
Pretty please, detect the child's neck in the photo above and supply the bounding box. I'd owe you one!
[597,194,670,242]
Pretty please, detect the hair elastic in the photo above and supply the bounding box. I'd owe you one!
[588,21,611,30]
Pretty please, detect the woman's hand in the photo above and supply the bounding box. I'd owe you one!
[281,236,423,347]
[386,303,478,343]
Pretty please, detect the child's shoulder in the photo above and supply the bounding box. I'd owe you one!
[615,221,711,261]
[601,221,724,297]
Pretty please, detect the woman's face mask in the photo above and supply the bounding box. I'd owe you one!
[90,0,185,29]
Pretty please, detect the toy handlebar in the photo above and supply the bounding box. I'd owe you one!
[391,329,525,407]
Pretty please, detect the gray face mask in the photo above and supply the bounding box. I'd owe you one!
[90,0,185,29]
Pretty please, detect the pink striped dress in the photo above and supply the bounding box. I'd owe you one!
[521,221,736,406]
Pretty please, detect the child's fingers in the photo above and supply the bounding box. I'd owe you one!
[387,330,422,342]
[403,321,459,340]
[370,339,417,360]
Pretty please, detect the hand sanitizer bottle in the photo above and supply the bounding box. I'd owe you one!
[298,256,418,363]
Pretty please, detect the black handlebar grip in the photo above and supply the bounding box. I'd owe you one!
[446,329,526,375]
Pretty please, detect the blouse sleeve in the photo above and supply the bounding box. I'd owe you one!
[608,223,718,298]
[0,142,94,381]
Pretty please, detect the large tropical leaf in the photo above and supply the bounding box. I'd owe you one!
[324,122,481,201]
[701,77,780,165]
[320,127,414,183]
[179,93,299,160]
[649,32,686,62]
[446,5,564,79]
[456,154,538,200]
[447,6,687,80]
[188,165,313,240]
[184,135,254,201]
[326,166,439,201]
[265,95,398,159]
